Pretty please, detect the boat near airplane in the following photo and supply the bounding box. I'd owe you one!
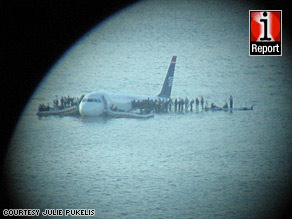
[36,95,84,117]
[79,56,177,117]
[37,105,79,116]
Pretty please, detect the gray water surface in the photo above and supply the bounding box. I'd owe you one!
[5,0,292,218]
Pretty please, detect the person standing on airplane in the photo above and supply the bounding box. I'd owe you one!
[229,95,233,109]
[190,99,194,111]
[181,98,185,112]
[200,96,204,110]
[174,98,178,112]
[178,98,181,112]
[195,97,199,111]
[185,97,189,112]
[169,98,172,112]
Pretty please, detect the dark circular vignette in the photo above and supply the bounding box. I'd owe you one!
[1,0,137,211]
[1,0,292,217]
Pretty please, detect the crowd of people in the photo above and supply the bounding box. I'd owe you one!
[38,103,51,112]
[130,95,234,113]
[38,95,80,111]
[38,94,235,114]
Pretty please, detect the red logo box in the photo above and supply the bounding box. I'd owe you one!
[249,10,282,56]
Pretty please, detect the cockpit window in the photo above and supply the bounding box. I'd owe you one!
[82,98,101,103]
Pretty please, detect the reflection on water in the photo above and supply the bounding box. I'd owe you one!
[80,116,109,124]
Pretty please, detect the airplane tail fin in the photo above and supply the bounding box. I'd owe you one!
[158,56,176,98]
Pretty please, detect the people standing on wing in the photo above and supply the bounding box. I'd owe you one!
[157,100,160,113]
[54,99,59,108]
[146,98,151,112]
[195,97,199,111]
[185,97,189,112]
[174,98,178,112]
[168,98,172,112]
[66,95,69,106]
[156,99,160,113]
[163,99,168,112]
[144,99,147,111]
[229,95,233,109]
[150,99,154,112]
[178,98,181,112]
[205,101,208,110]
[158,99,161,113]
[73,97,78,106]
[200,96,204,110]
[135,100,140,111]
[63,97,66,107]
[164,100,168,112]
[190,99,194,111]
[154,100,157,113]
[181,98,185,112]
[38,104,44,111]
[60,97,64,107]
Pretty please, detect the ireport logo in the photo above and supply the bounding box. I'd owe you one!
[249,10,282,56]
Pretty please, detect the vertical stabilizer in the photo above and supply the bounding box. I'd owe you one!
[158,56,176,98]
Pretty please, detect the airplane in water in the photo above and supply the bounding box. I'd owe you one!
[79,56,177,117]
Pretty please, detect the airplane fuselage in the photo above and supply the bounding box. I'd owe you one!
[79,92,164,117]
[79,56,177,117]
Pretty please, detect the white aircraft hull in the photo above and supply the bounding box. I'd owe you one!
[79,92,159,117]
[79,56,177,117]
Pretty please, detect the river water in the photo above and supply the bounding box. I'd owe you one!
[4,0,292,218]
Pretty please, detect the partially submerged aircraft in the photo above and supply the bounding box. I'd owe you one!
[79,56,177,117]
